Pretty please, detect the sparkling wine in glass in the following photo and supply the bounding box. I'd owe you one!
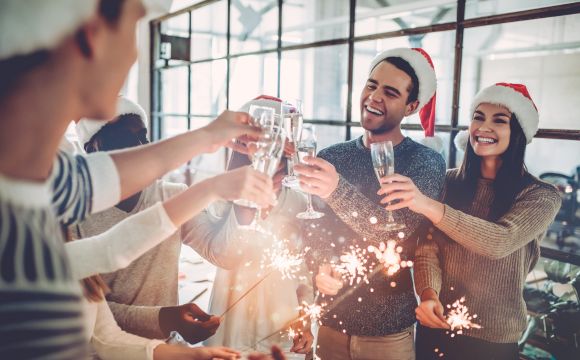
[282,100,303,189]
[370,140,404,231]
[296,124,324,220]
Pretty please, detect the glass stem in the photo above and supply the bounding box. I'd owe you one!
[306,193,314,213]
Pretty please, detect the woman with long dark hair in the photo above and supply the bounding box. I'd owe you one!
[376,83,561,359]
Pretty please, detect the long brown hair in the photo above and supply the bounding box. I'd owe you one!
[447,113,533,220]
[63,225,110,302]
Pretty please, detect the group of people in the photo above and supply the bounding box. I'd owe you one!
[0,1,562,360]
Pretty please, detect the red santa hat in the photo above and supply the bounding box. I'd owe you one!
[76,96,148,146]
[470,83,539,144]
[369,48,441,152]
[455,82,539,151]
[238,95,286,114]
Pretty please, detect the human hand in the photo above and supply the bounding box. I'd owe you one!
[289,324,314,354]
[315,263,343,296]
[212,166,276,209]
[202,111,261,153]
[293,156,339,199]
[154,344,240,360]
[377,174,430,213]
[415,289,450,329]
[159,303,220,344]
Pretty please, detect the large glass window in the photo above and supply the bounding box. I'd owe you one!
[151,0,580,267]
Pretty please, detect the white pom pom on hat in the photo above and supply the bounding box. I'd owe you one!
[76,96,148,146]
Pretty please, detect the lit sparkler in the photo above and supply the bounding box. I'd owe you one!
[445,297,481,337]
[261,239,305,280]
[368,239,412,276]
[333,245,371,286]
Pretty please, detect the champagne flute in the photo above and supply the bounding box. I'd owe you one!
[240,125,287,230]
[282,100,303,189]
[370,141,405,231]
[296,124,324,220]
[234,105,276,208]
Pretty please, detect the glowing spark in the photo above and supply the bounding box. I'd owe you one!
[368,240,412,276]
[369,216,378,224]
[445,297,482,335]
[299,301,324,325]
[263,240,304,279]
[286,327,300,341]
[333,245,370,286]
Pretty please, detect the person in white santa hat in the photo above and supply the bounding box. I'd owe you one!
[294,48,446,360]
[0,0,271,359]
[192,95,314,357]
[377,83,561,359]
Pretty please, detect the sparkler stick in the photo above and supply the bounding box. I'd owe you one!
[220,270,274,318]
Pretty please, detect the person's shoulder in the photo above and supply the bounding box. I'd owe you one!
[404,138,446,173]
[521,174,562,202]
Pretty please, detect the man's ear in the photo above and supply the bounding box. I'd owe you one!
[405,100,419,116]
[74,17,103,59]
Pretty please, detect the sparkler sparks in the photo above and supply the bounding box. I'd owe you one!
[368,240,413,276]
[300,301,325,325]
[333,245,371,286]
[445,297,481,336]
[261,239,306,280]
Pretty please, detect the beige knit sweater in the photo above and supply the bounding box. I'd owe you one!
[414,168,561,343]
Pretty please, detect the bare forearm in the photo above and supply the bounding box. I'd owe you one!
[163,179,218,228]
[110,128,215,200]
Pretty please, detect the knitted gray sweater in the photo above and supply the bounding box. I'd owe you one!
[304,136,446,336]
[414,168,561,343]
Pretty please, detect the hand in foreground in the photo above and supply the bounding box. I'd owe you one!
[212,166,277,209]
[415,289,450,330]
[248,346,287,360]
[154,344,240,360]
[289,322,314,354]
[315,263,343,296]
[203,111,261,153]
[377,174,429,213]
[293,156,339,199]
[159,303,220,344]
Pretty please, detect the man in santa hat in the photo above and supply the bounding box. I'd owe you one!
[294,48,446,359]
[0,1,267,358]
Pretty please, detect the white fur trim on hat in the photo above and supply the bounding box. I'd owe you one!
[76,96,148,146]
[454,130,469,151]
[470,85,539,144]
[368,48,436,114]
[0,0,98,60]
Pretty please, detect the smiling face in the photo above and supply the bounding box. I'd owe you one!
[360,61,419,135]
[469,102,512,158]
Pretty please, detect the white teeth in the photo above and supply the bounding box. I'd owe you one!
[476,136,497,144]
[366,105,384,115]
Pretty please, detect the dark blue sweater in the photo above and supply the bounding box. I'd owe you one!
[304,136,445,336]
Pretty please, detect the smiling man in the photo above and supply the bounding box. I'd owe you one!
[294,48,446,360]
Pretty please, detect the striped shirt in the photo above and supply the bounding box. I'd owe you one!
[0,151,119,359]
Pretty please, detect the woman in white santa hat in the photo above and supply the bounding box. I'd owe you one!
[376,83,561,359]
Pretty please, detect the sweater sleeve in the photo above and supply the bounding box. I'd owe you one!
[324,154,446,245]
[436,184,561,260]
[66,202,178,279]
[181,201,255,270]
[413,225,443,297]
[91,301,164,360]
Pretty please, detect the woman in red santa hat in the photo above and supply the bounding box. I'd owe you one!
[375,83,561,359]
